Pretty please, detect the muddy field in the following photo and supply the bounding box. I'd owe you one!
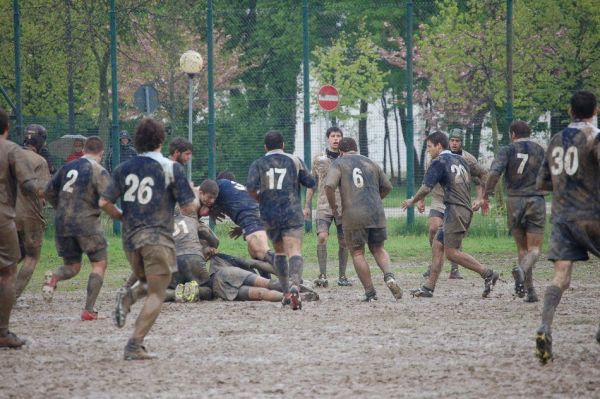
[3,257,600,398]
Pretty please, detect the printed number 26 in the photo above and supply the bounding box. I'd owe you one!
[124,174,154,204]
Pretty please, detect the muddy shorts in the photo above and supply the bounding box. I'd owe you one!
[507,196,545,234]
[237,210,265,237]
[344,227,387,249]
[316,215,343,238]
[170,254,209,288]
[547,219,600,261]
[56,234,107,264]
[17,218,45,258]
[0,221,21,268]
[429,209,444,219]
[126,245,175,280]
[435,205,472,249]
[211,266,254,301]
[266,225,304,244]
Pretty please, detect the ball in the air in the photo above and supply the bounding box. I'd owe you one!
[180,50,203,74]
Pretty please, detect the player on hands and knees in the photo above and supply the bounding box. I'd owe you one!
[402,131,499,299]
[534,90,600,364]
[486,121,546,302]
[324,137,400,302]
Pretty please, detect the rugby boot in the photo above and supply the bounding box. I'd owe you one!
[512,266,526,298]
[524,288,539,303]
[282,293,292,307]
[362,289,378,302]
[337,276,353,286]
[124,340,157,361]
[482,270,499,298]
[174,283,186,303]
[314,274,328,288]
[42,271,57,302]
[384,273,402,300]
[448,267,464,280]
[0,331,26,348]
[289,285,301,310]
[535,324,553,365]
[183,281,200,302]
[596,323,600,345]
[410,286,433,298]
[113,287,133,328]
[81,309,98,321]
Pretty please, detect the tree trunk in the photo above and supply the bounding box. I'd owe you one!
[397,101,422,183]
[358,100,368,157]
[490,102,504,209]
[65,0,75,135]
[97,50,110,142]
[381,93,394,179]
[467,108,487,159]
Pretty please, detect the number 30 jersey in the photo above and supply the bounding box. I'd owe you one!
[103,152,196,251]
[537,122,600,222]
[488,139,546,196]
[246,149,315,230]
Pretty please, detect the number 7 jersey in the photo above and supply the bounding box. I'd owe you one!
[537,122,600,222]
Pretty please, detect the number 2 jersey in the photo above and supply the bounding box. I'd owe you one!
[45,155,110,237]
[246,149,315,230]
[537,121,600,222]
[103,152,196,251]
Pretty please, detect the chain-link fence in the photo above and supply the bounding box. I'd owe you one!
[1,0,598,225]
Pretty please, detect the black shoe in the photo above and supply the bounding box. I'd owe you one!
[524,289,539,303]
[337,276,352,286]
[482,270,499,298]
[362,289,378,302]
[314,274,328,288]
[512,266,525,298]
[124,340,157,361]
[410,286,433,298]
[596,322,600,345]
[535,324,553,365]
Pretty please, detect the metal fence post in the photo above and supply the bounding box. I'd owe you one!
[303,0,312,233]
[110,0,121,235]
[207,0,216,181]
[13,0,23,143]
[506,0,514,137]
[405,1,415,227]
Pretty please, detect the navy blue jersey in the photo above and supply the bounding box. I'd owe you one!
[46,156,110,236]
[102,152,195,251]
[488,139,546,196]
[246,149,316,229]
[214,179,259,224]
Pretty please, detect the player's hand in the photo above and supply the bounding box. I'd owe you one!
[203,247,218,260]
[417,200,425,214]
[331,207,341,220]
[480,199,490,215]
[401,198,413,210]
[208,207,225,222]
[472,198,487,213]
[303,207,311,220]
[229,226,243,240]
[198,205,211,217]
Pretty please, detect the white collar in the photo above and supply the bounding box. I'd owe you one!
[266,149,285,155]
[569,121,600,133]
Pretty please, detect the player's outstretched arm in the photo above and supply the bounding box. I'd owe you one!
[401,184,431,210]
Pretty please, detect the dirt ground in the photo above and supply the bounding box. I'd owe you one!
[3,257,600,399]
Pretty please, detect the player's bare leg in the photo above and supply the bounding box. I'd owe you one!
[337,235,351,286]
[445,247,498,298]
[423,216,442,277]
[412,239,444,297]
[81,259,107,320]
[523,233,542,302]
[0,264,25,348]
[315,231,329,287]
[536,260,573,364]
[42,261,81,302]
[238,285,283,302]
[350,246,377,301]
[283,234,303,310]
[369,242,401,299]
[15,255,40,298]
[246,230,275,278]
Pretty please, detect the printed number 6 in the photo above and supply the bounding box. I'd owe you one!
[352,168,364,188]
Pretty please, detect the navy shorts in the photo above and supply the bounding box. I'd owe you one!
[547,220,600,261]
[236,210,265,237]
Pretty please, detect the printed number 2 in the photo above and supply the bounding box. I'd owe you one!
[62,169,79,193]
[124,174,154,204]
[550,146,578,176]
[266,168,287,189]
[516,153,529,174]
[352,168,364,188]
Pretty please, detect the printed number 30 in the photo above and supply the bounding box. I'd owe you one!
[353,168,364,188]
[124,174,154,204]
[550,146,578,176]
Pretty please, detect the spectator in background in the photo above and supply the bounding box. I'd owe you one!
[106,131,137,172]
[66,138,85,162]
[25,124,55,174]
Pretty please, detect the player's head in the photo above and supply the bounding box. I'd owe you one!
[23,130,45,153]
[510,120,531,140]
[569,90,598,120]
[264,130,284,151]
[426,131,448,159]
[169,137,193,165]
[338,137,358,154]
[73,138,85,153]
[25,124,48,143]
[134,118,165,153]
[119,130,131,145]
[326,127,343,151]
[84,136,104,156]
[448,129,463,153]
[217,170,236,181]
[0,108,10,137]
[198,179,219,207]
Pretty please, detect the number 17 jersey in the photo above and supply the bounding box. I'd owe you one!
[103,152,196,251]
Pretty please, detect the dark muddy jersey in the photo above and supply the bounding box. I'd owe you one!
[16,148,50,226]
[489,139,546,196]
[46,155,110,236]
[214,178,259,224]
[537,122,600,222]
[424,151,486,210]
[173,213,206,256]
[246,149,315,229]
[103,152,195,251]
[0,139,37,226]
[324,152,392,230]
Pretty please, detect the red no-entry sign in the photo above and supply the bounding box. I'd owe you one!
[318,85,339,111]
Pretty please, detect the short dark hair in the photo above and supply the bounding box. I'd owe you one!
[339,137,358,152]
[326,126,343,138]
[510,121,531,139]
[570,90,597,120]
[25,124,47,142]
[264,130,284,150]
[217,170,236,181]
[134,118,165,153]
[199,179,219,196]
[426,131,449,149]
[169,137,193,155]
[84,136,104,154]
[0,108,9,134]
[23,131,45,152]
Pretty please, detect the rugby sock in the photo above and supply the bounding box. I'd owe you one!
[450,262,459,273]
[262,250,275,266]
[275,255,289,293]
[520,250,540,274]
[541,285,563,331]
[268,280,282,291]
[55,265,78,281]
[85,273,103,311]
[317,244,327,276]
[124,273,138,288]
[289,256,304,286]
[338,247,348,277]
[524,268,534,291]
[0,267,16,332]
